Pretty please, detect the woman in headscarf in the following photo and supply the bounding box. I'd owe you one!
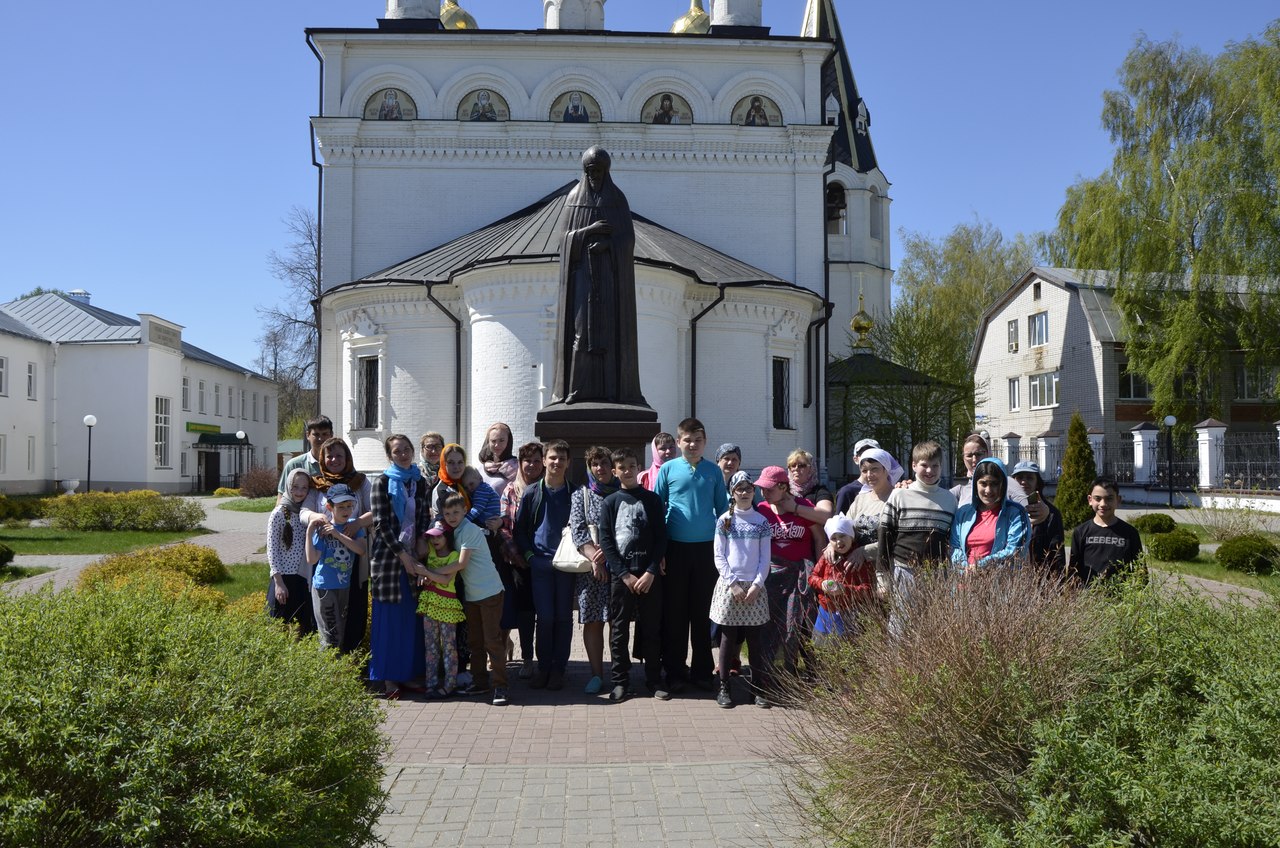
[432,443,469,519]
[418,432,444,491]
[638,432,677,491]
[786,448,835,523]
[569,445,619,694]
[368,434,431,699]
[300,437,372,652]
[499,441,544,678]
[838,447,903,600]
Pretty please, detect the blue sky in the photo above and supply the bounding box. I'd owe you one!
[0,1,1274,371]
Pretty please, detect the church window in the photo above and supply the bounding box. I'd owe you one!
[869,189,883,241]
[357,356,380,430]
[772,357,793,430]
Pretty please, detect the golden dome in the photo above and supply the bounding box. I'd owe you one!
[850,292,875,347]
[671,0,710,34]
[440,0,478,29]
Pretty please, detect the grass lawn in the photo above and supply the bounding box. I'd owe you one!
[217,497,277,514]
[0,566,54,584]
[0,527,209,556]
[216,562,270,602]
[1149,554,1280,593]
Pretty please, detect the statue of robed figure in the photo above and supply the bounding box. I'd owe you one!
[551,147,648,408]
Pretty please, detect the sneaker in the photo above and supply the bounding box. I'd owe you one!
[529,670,550,689]
[491,687,509,706]
[547,669,565,691]
[754,694,772,709]
[609,685,630,702]
[648,685,671,701]
[717,684,734,709]
[518,659,535,679]
[584,675,604,695]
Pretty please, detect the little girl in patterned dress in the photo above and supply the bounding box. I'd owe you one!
[710,471,772,709]
[416,521,466,698]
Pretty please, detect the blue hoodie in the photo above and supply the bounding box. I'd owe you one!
[949,457,1029,569]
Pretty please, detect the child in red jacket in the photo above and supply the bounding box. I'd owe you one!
[809,514,875,640]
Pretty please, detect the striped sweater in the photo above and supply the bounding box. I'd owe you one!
[877,481,957,572]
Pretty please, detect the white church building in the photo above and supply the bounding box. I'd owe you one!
[310,0,891,475]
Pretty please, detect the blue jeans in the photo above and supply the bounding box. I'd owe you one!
[528,555,575,673]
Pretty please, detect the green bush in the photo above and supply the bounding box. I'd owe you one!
[0,494,49,522]
[988,587,1280,847]
[44,491,205,532]
[1146,526,1200,561]
[0,585,387,847]
[1131,512,1177,534]
[239,467,280,500]
[213,487,240,497]
[1054,412,1097,533]
[78,543,228,589]
[1215,533,1280,575]
[0,543,13,571]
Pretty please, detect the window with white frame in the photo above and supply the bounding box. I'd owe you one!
[198,380,206,414]
[1028,312,1049,348]
[26,362,36,400]
[240,390,247,420]
[0,356,7,396]
[1029,371,1059,409]
[154,396,172,468]
[27,436,36,473]
[1007,319,1019,353]
[182,377,190,411]
[1234,364,1278,400]
[214,384,221,415]
[1008,377,1021,411]
[772,356,793,430]
[1118,363,1152,400]
[357,356,380,429]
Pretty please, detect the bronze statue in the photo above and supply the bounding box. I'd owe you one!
[551,147,647,407]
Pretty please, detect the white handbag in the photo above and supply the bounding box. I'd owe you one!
[552,489,596,574]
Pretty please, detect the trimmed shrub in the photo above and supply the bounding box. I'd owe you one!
[1131,512,1177,535]
[212,487,240,497]
[106,568,228,611]
[1216,533,1280,575]
[224,591,268,621]
[989,588,1280,846]
[781,566,1114,847]
[239,467,280,500]
[1054,412,1097,533]
[44,491,205,532]
[0,494,49,522]
[0,584,387,847]
[78,543,228,590]
[1146,526,1200,561]
[0,543,13,573]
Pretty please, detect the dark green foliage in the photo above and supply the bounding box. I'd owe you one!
[1147,527,1200,561]
[238,467,280,500]
[0,586,387,847]
[1216,533,1279,575]
[0,543,13,570]
[0,495,48,523]
[990,587,1280,847]
[1131,512,1177,534]
[43,491,205,532]
[1054,413,1096,533]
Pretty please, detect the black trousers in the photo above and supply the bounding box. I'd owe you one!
[267,573,316,635]
[340,576,368,654]
[660,540,717,682]
[609,573,663,688]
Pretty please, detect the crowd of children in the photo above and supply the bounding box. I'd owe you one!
[268,418,1145,708]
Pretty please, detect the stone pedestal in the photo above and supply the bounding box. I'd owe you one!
[534,402,659,483]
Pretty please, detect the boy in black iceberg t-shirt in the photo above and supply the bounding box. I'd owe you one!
[1068,477,1143,585]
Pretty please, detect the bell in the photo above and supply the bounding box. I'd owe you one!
[671,0,710,34]
[440,0,478,29]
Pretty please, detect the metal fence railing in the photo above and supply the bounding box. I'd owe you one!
[1097,441,1135,484]
[1219,431,1280,491]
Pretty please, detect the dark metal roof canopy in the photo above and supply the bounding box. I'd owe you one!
[827,349,958,389]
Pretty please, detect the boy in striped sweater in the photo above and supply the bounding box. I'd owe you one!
[877,440,957,612]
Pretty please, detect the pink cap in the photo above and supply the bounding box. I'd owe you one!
[753,465,789,489]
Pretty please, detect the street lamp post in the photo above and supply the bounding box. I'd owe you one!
[1163,415,1177,509]
[235,430,247,488]
[83,414,97,492]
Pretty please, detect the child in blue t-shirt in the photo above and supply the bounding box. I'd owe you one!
[306,483,367,649]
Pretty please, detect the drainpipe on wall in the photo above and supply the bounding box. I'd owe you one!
[306,31,325,416]
[813,161,836,477]
[422,282,463,442]
[689,284,727,419]
[49,341,59,489]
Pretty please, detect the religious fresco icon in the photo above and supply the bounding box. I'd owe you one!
[364,88,418,121]
[457,88,510,121]
[551,90,602,123]
[731,94,783,127]
[641,91,693,124]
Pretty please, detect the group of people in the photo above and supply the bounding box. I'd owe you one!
[265,417,1145,709]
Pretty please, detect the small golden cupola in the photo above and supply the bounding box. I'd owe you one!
[671,0,710,34]
[440,0,478,29]
[850,291,875,348]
